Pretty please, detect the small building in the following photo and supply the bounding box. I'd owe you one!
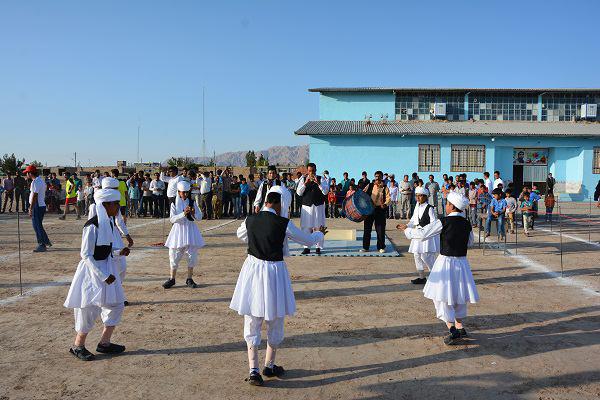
[295,87,600,200]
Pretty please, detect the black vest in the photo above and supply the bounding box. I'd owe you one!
[301,176,325,206]
[84,216,113,261]
[440,216,472,257]
[246,211,289,262]
[259,179,281,208]
[417,204,433,227]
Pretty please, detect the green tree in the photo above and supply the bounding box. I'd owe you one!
[0,153,25,174]
[245,150,257,167]
[257,154,268,167]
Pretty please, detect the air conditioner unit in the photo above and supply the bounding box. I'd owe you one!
[433,103,447,118]
[581,104,597,119]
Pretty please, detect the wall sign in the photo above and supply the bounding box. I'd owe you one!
[513,148,548,165]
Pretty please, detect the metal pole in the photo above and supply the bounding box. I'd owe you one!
[589,196,592,243]
[559,204,563,277]
[515,210,518,255]
[17,209,23,296]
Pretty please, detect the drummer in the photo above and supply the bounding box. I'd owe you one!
[360,171,391,253]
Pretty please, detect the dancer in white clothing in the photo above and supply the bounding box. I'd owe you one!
[163,181,205,289]
[295,162,328,255]
[397,186,439,284]
[64,188,129,361]
[399,191,479,345]
[230,192,327,386]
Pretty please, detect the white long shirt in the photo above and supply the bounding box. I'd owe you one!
[88,203,129,241]
[160,173,185,198]
[405,212,474,247]
[236,207,324,257]
[149,179,165,196]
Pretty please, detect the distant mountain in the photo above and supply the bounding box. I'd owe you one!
[165,145,309,167]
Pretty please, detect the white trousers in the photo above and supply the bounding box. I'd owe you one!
[169,246,198,270]
[244,315,285,347]
[414,252,437,272]
[300,204,325,249]
[74,304,124,333]
[433,301,467,323]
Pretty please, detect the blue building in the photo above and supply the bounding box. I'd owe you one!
[295,88,600,201]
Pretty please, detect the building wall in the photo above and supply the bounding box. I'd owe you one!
[309,135,598,200]
[319,92,396,120]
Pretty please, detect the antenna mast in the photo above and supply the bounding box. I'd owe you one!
[202,87,206,162]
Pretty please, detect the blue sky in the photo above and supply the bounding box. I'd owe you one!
[1,0,599,166]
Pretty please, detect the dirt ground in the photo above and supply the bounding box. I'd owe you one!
[1,206,599,400]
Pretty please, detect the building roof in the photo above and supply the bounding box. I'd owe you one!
[294,120,600,137]
[309,87,600,94]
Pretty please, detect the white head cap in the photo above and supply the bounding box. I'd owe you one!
[447,191,469,211]
[101,177,120,189]
[415,186,429,196]
[177,181,191,192]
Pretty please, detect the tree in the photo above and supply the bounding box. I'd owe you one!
[29,160,44,167]
[245,151,257,167]
[257,154,268,167]
[0,153,25,175]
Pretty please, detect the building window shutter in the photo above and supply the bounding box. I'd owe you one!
[451,145,486,172]
[418,144,440,172]
[594,147,600,174]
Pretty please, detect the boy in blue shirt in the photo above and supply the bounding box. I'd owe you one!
[520,192,534,236]
[485,188,507,240]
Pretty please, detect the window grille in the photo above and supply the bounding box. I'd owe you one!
[451,145,485,172]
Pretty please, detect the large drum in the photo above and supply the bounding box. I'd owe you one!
[343,190,374,222]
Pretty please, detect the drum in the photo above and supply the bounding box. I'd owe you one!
[343,190,374,222]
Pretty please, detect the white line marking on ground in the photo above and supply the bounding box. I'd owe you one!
[537,227,600,248]
[0,219,238,305]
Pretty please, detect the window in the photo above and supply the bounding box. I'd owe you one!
[418,144,440,171]
[451,145,486,172]
[594,147,600,174]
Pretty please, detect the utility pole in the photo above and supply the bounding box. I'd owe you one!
[74,152,77,169]
[202,87,206,162]
[137,124,141,163]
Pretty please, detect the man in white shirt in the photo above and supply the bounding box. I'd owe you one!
[150,172,166,218]
[198,171,212,219]
[160,166,185,213]
[493,170,505,191]
[296,163,329,254]
[483,172,493,194]
[25,165,51,252]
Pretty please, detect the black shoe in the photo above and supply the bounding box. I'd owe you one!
[96,342,126,354]
[315,248,321,255]
[458,328,468,337]
[410,277,427,285]
[124,300,129,306]
[301,248,310,255]
[263,365,285,377]
[246,371,264,386]
[69,346,95,361]
[162,278,175,289]
[33,245,47,253]
[443,327,461,345]
[186,278,199,288]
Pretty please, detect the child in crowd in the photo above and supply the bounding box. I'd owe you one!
[389,180,399,219]
[505,189,517,234]
[400,192,478,345]
[84,179,94,215]
[64,188,129,361]
[77,184,85,218]
[485,188,507,240]
[468,182,477,227]
[476,182,491,229]
[163,181,204,289]
[327,186,337,218]
[521,192,534,236]
[544,192,555,223]
[128,183,140,218]
[345,184,356,199]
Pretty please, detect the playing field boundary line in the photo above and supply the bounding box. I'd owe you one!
[0,218,238,306]
[536,227,600,249]
[482,235,600,298]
